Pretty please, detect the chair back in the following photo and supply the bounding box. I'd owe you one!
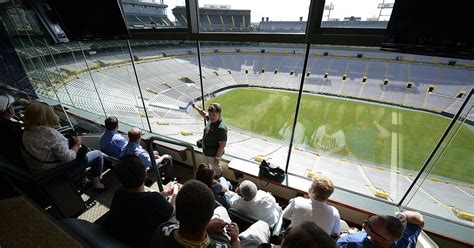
[228,208,258,232]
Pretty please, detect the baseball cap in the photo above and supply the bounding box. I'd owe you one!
[0,94,15,112]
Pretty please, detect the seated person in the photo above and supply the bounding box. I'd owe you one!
[121,127,173,182]
[226,180,282,226]
[100,116,127,158]
[152,180,270,248]
[279,221,336,248]
[21,101,104,190]
[336,211,424,248]
[108,155,177,247]
[282,175,340,237]
[0,94,23,164]
[195,164,232,209]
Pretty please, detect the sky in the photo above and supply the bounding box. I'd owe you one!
[160,0,393,23]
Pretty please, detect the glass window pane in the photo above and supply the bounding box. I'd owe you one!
[5,4,150,129]
[70,40,150,129]
[198,42,306,167]
[194,0,310,33]
[321,0,393,29]
[289,45,474,219]
[129,40,202,141]
[401,95,473,241]
[122,0,185,29]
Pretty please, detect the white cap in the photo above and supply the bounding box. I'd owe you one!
[0,94,15,112]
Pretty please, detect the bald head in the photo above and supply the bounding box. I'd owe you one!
[128,127,141,143]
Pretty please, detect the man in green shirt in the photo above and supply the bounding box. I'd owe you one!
[193,103,228,177]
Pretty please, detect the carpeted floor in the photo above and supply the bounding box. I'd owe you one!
[78,162,195,223]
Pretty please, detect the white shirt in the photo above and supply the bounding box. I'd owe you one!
[282,197,341,236]
[279,121,307,145]
[22,126,76,175]
[226,190,282,226]
[311,125,345,151]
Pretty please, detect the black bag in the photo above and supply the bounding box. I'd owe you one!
[196,139,203,148]
[259,160,285,183]
[75,145,90,162]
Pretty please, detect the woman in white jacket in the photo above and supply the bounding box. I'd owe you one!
[21,101,104,190]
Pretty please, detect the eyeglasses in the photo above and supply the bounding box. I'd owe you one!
[365,216,390,242]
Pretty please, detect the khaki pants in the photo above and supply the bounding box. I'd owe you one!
[204,156,222,176]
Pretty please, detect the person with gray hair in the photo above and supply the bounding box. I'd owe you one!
[337,211,424,248]
[226,180,282,226]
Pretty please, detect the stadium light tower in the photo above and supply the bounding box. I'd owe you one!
[324,2,335,21]
[377,0,394,21]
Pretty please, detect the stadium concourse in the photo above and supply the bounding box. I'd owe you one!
[50,45,474,227]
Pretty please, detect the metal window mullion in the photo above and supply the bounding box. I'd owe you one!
[284,43,312,173]
[79,41,108,118]
[119,43,146,130]
[196,41,206,126]
[44,40,75,107]
[126,40,153,133]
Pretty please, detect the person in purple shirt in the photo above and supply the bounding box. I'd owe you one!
[337,211,424,248]
[100,116,127,159]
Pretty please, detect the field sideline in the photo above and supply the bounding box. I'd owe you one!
[209,88,473,184]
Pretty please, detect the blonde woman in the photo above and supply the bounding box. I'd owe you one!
[21,101,104,190]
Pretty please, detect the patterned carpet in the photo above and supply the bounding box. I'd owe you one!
[78,163,194,223]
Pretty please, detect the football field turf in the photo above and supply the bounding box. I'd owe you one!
[210,88,473,184]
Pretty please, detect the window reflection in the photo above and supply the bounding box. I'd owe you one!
[401,97,473,227]
[290,46,474,229]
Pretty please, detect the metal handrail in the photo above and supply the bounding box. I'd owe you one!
[144,133,198,192]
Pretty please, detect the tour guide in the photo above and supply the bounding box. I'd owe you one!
[192,102,227,177]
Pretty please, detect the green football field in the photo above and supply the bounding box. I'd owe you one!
[209,88,474,184]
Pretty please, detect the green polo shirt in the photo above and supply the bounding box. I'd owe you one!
[202,119,228,157]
